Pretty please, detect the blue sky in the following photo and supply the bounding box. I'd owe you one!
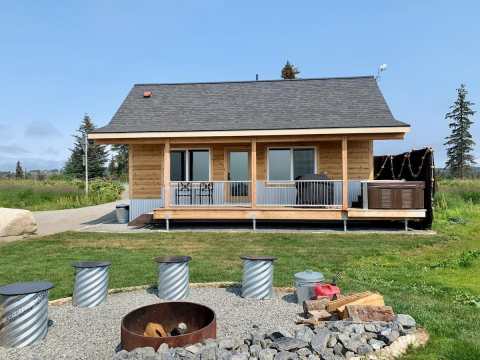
[0,1,478,171]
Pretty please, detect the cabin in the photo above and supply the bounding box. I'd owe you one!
[90,76,426,229]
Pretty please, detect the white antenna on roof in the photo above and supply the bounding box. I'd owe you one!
[375,64,388,81]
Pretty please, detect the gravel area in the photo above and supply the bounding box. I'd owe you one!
[0,287,302,360]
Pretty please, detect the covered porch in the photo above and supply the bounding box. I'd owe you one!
[123,134,426,225]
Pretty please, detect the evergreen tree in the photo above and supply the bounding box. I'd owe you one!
[15,161,24,179]
[281,61,300,80]
[111,144,129,179]
[64,114,108,179]
[444,84,476,178]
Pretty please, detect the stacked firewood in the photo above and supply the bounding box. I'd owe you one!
[297,291,395,325]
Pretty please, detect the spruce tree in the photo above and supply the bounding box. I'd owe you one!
[64,114,108,179]
[281,61,300,80]
[444,84,476,178]
[111,144,129,179]
[15,161,24,179]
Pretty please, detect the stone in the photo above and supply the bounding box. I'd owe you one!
[218,350,233,360]
[251,331,266,345]
[296,347,312,358]
[200,344,217,360]
[130,347,157,360]
[356,344,373,355]
[295,326,314,343]
[260,339,273,349]
[332,343,343,356]
[231,354,248,360]
[176,348,195,360]
[268,330,293,340]
[306,356,319,360]
[272,337,308,351]
[250,344,262,357]
[337,333,350,347]
[113,350,130,360]
[274,351,298,360]
[258,349,276,360]
[342,335,363,353]
[234,338,245,349]
[185,344,203,355]
[326,321,346,333]
[220,338,236,350]
[326,335,337,348]
[318,348,335,360]
[364,323,378,333]
[160,351,175,360]
[395,314,416,328]
[344,352,355,359]
[238,344,250,354]
[158,343,170,353]
[379,329,400,345]
[310,328,330,355]
[344,324,364,335]
[0,208,37,237]
[368,338,386,351]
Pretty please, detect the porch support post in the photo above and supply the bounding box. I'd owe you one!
[163,140,170,209]
[251,138,257,208]
[341,137,348,211]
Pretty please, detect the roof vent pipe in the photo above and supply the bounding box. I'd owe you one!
[255,74,259,81]
[143,91,152,98]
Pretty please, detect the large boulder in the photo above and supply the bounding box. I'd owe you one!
[0,208,37,237]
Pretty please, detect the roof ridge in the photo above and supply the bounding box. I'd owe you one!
[133,76,375,87]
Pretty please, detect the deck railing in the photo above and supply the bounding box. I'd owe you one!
[169,181,251,207]
[256,180,343,208]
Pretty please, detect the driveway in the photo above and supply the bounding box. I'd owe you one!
[32,189,129,236]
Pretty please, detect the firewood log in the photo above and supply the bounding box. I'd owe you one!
[303,297,329,315]
[343,305,394,322]
[144,322,168,337]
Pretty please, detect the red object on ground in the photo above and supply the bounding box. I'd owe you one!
[314,283,340,300]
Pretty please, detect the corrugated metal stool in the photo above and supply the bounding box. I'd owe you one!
[72,261,111,308]
[155,256,192,300]
[0,281,54,348]
[240,255,277,299]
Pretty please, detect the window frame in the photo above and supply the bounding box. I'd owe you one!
[266,146,317,182]
[170,148,211,181]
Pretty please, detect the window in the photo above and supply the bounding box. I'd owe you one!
[267,147,315,181]
[170,149,210,181]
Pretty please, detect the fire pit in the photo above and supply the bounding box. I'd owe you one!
[121,302,216,351]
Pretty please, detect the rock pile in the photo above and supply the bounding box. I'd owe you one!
[113,314,417,360]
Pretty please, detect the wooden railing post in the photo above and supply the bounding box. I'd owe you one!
[163,140,170,208]
[342,137,348,210]
[251,138,257,208]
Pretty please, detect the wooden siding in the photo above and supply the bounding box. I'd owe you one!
[257,140,373,180]
[130,139,373,197]
[130,144,163,198]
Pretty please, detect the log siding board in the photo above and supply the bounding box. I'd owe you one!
[130,144,163,198]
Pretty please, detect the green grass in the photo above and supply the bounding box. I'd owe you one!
[0,180,479,359]
[0,178,122,210]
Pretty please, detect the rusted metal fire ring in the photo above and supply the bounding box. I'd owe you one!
[121,301,216,351]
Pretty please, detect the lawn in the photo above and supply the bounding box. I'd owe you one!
[0,180,479,359]
[0,178,123,210]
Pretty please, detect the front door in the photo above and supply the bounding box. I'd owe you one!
[227,150,250,203]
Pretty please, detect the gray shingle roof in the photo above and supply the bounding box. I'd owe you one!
[94,76,408,133]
